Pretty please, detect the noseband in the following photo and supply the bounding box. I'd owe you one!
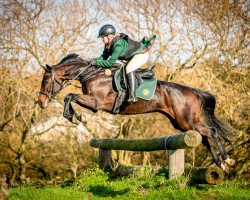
[39,67,63,100]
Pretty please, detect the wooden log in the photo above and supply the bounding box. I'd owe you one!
[114,164,162,176]
[186,165,224,185]
[113,164,224,185]
[168,149,185,179]
[89,130,201,151]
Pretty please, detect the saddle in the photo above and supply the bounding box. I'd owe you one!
[113,64,157,114]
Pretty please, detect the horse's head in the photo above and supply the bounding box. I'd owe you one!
[38,64,63,109]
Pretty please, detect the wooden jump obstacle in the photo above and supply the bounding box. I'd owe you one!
[89,130,224,184]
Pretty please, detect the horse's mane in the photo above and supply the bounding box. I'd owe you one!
[55,53,87,66]
[53,53,122,82]
[55,53,122,70]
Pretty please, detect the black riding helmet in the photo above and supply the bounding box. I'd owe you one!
[98,24,116,38]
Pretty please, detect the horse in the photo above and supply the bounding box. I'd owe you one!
[38,54,235,172]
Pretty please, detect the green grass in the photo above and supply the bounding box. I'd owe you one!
[9,167,250,200]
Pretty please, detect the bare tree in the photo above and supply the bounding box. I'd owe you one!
[0,0,249,182]
[0,0,106,184]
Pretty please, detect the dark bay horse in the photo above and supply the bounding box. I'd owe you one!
[38,54,235,172]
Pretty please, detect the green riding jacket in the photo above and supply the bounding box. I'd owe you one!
[96,34,156,68]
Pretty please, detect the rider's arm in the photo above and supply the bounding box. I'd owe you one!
[95,40,127,68]
[96,47,110,61]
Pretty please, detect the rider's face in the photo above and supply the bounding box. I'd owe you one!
[102,36,109,44]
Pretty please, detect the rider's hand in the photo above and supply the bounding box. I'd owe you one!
[86,58,96,66]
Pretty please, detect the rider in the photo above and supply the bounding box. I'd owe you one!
[90,24,156,103]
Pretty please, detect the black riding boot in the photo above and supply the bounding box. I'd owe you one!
[126,72,138,103]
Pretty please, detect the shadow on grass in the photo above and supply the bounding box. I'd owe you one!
[89,185,130,197]
[60,179,75,188]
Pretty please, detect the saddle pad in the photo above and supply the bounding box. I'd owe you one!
[114,68,157,100]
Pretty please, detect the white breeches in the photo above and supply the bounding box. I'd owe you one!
[125,51,150,74]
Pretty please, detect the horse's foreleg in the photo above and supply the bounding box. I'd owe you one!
[63,93,77,122]
[63,93,101,123]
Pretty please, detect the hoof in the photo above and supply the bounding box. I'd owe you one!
[225,158,235,166]
[221,163,229,174]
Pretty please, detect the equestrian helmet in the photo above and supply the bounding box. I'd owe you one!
[98,24,116,38]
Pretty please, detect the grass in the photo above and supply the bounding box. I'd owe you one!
[9,167,250,200]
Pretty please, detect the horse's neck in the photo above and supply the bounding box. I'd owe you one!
[60,63,88,80]
[59,63,103,82]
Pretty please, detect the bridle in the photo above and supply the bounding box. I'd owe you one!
[39,64,91,100]
[39,67,64,100]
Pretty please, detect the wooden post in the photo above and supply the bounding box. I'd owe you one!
[99,148,111,171]
[168,149,185,179]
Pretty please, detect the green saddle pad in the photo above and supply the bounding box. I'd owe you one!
[114,68,157,100]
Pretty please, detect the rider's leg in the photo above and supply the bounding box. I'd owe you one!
[126,71,138,103]
[126,52,150,103]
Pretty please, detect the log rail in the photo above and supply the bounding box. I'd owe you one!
[89,130,224,184]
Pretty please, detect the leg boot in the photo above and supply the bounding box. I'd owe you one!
[126,72,138,103]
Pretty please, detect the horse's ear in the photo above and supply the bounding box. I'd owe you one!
[45,64,52,71]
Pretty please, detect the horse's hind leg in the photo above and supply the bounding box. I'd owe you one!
[161,110,228,171]
[212,129,235,166]
[193,123,229,172]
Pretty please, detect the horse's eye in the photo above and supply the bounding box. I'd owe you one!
[43,80,48,84]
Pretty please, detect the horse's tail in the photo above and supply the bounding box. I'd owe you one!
[194,89,233,143]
